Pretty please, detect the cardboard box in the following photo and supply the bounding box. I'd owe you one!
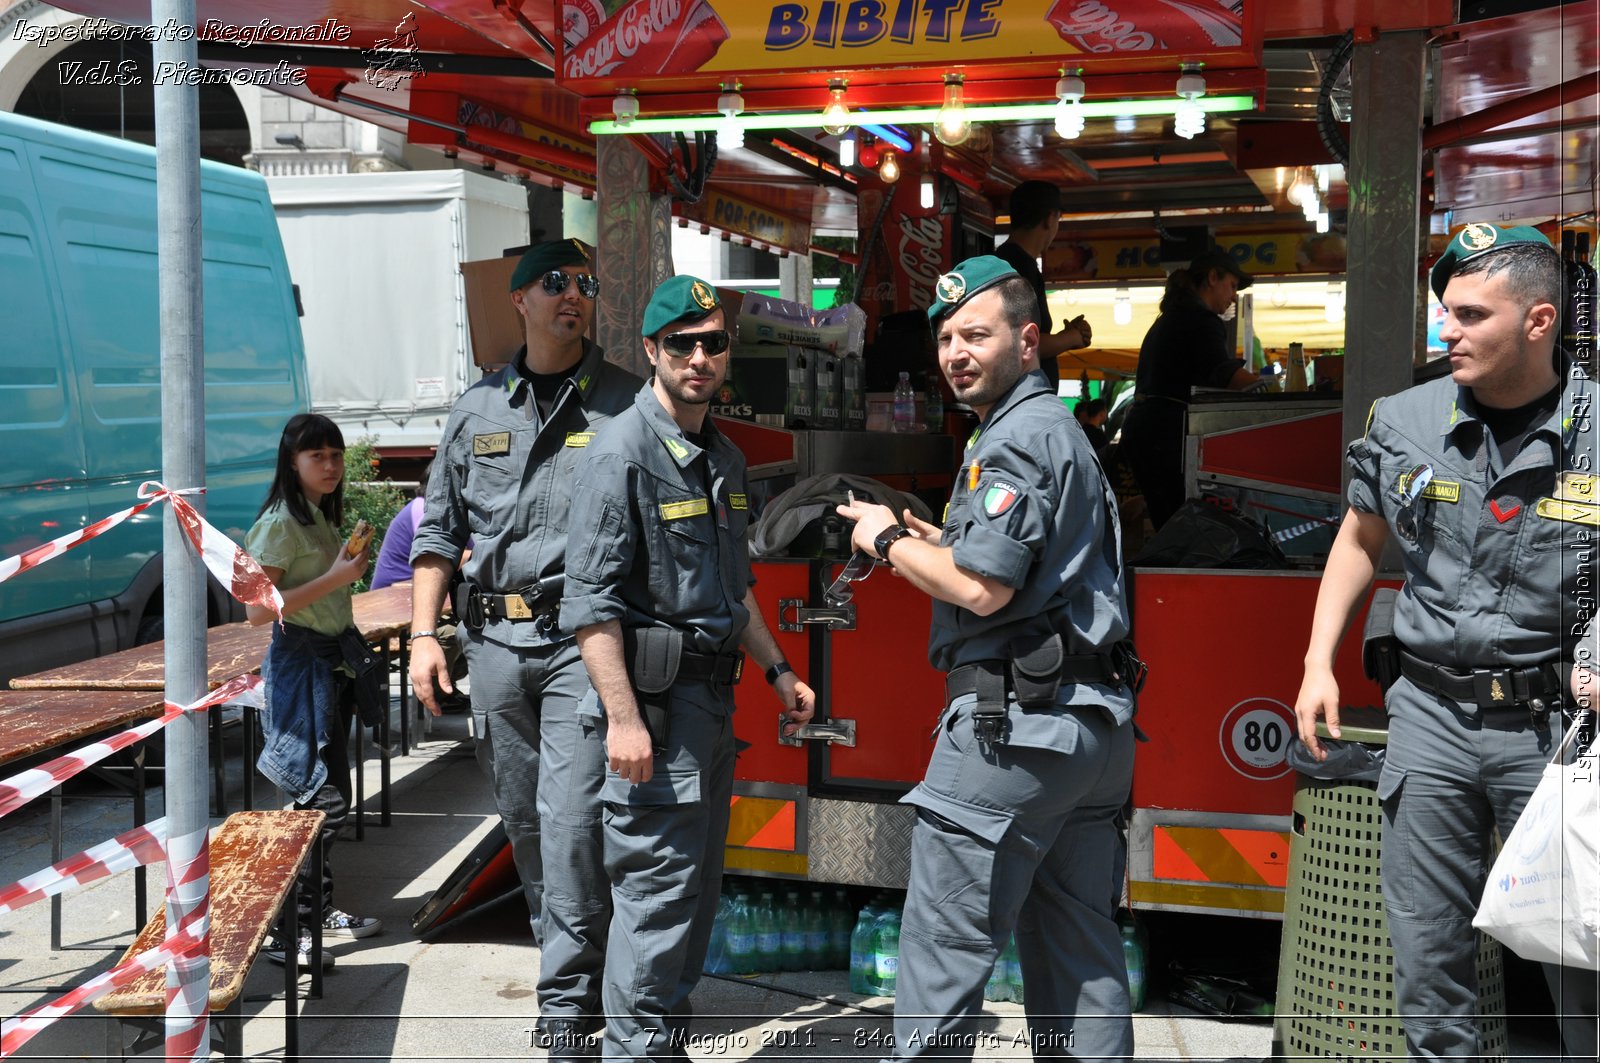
[460,256,523,369]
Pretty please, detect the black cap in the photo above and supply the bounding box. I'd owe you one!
[1189,248,1253,291]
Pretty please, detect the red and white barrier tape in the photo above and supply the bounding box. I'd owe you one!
[162,824,212,1060]
[0,818,168,915]
[0,482,283,621]
[0,924,204,1056]
[0,674,262,821]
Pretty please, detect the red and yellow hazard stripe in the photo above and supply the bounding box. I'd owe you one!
[1129,825,1291,915]
[723,795,808,877]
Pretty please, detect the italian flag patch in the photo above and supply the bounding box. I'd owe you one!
[982,480,1020,517]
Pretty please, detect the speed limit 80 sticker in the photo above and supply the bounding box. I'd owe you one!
[1218,698,1296,781]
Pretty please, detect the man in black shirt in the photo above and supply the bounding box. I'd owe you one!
[992,181,1091,391]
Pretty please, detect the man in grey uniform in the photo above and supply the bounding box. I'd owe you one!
[410,240,642,1060]
[562,276,814,1060]
[839,256,1138,1062]
[1296,223,1597,1058]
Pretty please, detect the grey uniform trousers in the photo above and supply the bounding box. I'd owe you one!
[466,633,611,1030]
[888,696,1136,1063]
[585,679,737,1061]
[1380,678,1598,1059]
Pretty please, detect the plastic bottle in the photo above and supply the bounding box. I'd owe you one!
[1121,922,1147,1011]
[726,890,756,975]
[870,905,901,996]
[780,889,807,971]
[1285,342,1308,392]
[704,894,732,974]
[849,897,883,993]
[785,350,812,428]
[892,372,916,433]
[753,890,782,973]
[842,355,866,430]
[828,888,854,969]
[1001,936,1024,1005]
[924,371,944,434]
[803,891,830,969]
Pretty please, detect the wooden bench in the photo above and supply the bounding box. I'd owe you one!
[95,810,326,1061]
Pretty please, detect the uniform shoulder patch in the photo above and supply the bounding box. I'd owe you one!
[473,432,511,456]
[982,480,1021,517]
[729,493,748,511]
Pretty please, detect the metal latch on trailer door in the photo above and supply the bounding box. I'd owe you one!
[778,716,857,747]
[777,598,855,632]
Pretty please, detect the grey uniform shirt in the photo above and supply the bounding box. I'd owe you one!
[1347,364,1598,669]
[931,372,1135,722]
[411,342,642,647]
[561,385,754,656]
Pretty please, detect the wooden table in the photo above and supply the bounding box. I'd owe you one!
[0,688,166,950]
[6,621,270,692]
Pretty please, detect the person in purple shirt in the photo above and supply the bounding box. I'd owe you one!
[371,494,424,591]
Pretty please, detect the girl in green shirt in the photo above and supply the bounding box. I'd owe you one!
[245,413,382,968]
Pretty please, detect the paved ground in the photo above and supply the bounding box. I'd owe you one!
[0,693,1566,1061]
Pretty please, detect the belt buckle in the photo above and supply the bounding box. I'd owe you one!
[504,594,534,621]
[1473,668,1512,708]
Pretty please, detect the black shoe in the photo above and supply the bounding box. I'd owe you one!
[264,930,335,971]
[537,1018,598,1062]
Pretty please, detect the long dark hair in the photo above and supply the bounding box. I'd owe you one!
[1159,265,1209,314]
[259,413,346,527]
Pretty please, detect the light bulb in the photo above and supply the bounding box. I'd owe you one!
[821,84,850,136]
[879,149,900,184]
[1316,210,1330,234]
[935,76,970,146]
[920,173,935,209]
[1113,290,1133,326]
[1113,114,1137,134]
[1173,66,1206,139]
[1302,189,1321,222]
[612,92,639,128]
[839,132,856,168]
[1054,74,1086,139]
[716,91,745,150]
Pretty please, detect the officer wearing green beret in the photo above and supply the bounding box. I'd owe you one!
[562,275,815,1059]
[410,239,643,1060]
[838,255,1139,1061]
[1296,223,1598,1057]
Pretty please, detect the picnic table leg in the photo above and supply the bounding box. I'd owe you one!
[397,639,412,756]
[353,719,365,842]
[309,832,325,1000]
[50,783,63,951]
[378,644,392,827]
[133,745,147,932]
[210,708,227,818]
[243,705,257,812]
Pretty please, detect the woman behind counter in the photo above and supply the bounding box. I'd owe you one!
[1119,249,1258,529]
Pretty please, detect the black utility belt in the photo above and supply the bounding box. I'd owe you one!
[1398,649,1561,713]
[458,581,560,631]
[679,648,746,686]
[946,655,1117,704]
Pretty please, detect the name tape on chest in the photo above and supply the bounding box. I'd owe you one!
[564,432,594,448]
[729,493,748,511]
[1535,497,1600,527]
[1421,480,1460,503]
[660,498,710,521]
[473,432,511,457]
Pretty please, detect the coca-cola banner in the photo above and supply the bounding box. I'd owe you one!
[853,175,953,332]
[1042,229,1347,283]
[559,0,1254,93]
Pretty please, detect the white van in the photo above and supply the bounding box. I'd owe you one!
[0,111,309,684]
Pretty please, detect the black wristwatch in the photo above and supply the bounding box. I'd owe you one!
[873,524,912,563]
[765,661,794,685]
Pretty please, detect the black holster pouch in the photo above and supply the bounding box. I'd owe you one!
[625,625,681,755]
[970,663,1009,744]
[1009,632,1065,710]
[1362,587,1402,695]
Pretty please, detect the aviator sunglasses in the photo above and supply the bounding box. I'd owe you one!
[540,269,600,299]
[659,329,731,357]
[1390,462,1434,543]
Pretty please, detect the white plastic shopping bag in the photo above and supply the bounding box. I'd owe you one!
[1474,716,1599,970]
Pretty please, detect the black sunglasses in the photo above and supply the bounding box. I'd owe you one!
[540,269,600,299]
[1390,462,1434,543]
[660,329,731,357]
[823,550,878,607]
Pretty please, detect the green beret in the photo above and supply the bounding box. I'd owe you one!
[642,275,722,337]
[509,238,592,292]
[1430,223,1553,300]
[927,255,1019,322]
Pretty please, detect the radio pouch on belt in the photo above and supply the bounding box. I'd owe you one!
[627,626,682,755]
[1008,632,1065,710]
[1362,587,1402,695]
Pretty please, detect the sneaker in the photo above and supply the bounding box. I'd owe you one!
[264,931,334,971]
[323,908,383,939]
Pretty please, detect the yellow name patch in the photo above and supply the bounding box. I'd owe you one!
[473,432,511,457]
[729,493,748,511]
[1535,497,1600,527]
[1421,480,1460,503]
[565,432,594,448]
[660,498,709,521]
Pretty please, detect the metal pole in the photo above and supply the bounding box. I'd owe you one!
[153,2,211,1059]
